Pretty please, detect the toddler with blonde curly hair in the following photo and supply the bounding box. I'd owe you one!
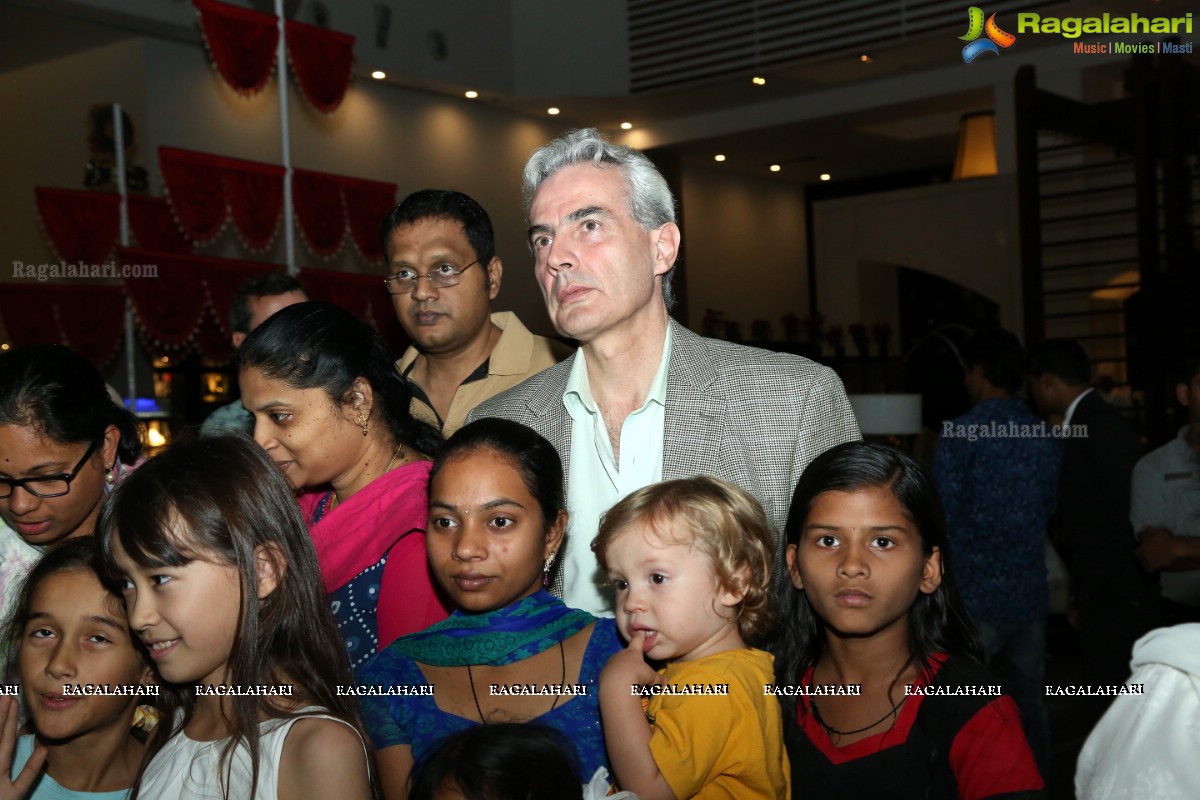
[592,476,790,800]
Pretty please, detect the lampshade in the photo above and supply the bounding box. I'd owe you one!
[952,111,997,180]
[848,394,923,435]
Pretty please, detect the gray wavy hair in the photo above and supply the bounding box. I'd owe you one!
[522,128,678,310]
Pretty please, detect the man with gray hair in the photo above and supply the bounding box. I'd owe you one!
[470,128,859,614]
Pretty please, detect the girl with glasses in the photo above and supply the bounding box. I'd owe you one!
[0,345,144,616]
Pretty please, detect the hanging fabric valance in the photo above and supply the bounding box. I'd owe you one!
[119,248,278,358]
[0,284,126,367]
[159,147,286,251]
[115,249,405,361]
[194,0,356,113]
[298,267,408,353]
[292,168,395,263]
[195,0,279,96]
[286,19,355,113]
[291,168,346,257]
[127,195,194,254]
[34,187,121,266]
[33,189,195,268]
[156,150,391,263]
[339,174,397,263]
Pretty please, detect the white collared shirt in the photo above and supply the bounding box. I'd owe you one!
[1063,388,1093,427]
[561,326,673,616]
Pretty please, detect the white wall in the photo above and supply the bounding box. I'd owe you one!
[0,38,148,270]
[680,164,808,335]
[812,176,1021,349]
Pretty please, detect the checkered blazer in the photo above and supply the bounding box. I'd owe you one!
[468,319,861,595]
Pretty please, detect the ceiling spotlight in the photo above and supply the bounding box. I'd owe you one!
[620,122,633,130]
[464,90,479,99]
[860,54,873,63]
[820,173,832,181]
[547,107,560,115]
[752,76,767,85]
[714,154,726,162]
[769,164,781,172]
[371,70,386,80]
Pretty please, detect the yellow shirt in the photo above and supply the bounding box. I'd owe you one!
[397,311,570,437]
[647,648,790,800]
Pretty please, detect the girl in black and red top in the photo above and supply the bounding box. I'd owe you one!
[774,442,1044,799]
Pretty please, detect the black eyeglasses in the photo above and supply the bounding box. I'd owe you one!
[0,437,102,500]
[384,260,480,295]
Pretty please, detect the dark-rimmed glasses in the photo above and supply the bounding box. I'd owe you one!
[0,437,101,499]
[384,260,480,295]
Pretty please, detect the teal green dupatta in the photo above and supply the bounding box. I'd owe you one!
[392,590,596,667]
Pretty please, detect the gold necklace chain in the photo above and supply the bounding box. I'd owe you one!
[330,442,406,512]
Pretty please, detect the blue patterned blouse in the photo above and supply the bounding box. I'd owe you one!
[314,491,386,671]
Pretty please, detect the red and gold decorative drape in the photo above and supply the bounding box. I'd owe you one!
[0,284,126,367]
[194,0,355,113]
[34,188,121,265]
[159,147,285,251]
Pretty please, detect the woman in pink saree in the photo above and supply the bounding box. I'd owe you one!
[239,301,452,669]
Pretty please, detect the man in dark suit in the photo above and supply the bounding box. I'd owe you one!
[1029,339,1155,687]
[469,128,859,614]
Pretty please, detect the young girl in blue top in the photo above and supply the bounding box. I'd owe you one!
[96,436,373,800]
[2,536,153,800]
[359,419,621,799]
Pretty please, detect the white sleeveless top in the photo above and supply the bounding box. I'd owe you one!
[137,707,367,800]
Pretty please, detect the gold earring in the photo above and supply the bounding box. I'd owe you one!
[355,412,368,436]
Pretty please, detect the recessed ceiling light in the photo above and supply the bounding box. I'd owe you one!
[820,173,832,181]
[769,164,781,172]
[860,54,873,63]
[464,90,479,99]
[752,76,766,85]
[371,70,386,80]
[547,107,560,115]
[620,122,633,130]
[714,154,726,162]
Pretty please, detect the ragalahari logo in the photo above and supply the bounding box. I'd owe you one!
[960,7,1016,62]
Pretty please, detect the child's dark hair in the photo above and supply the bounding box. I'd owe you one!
[431,418,565,533]
[408,723,583,800]
[238,301,442,458]
[774,442,979,718]
[95,435,366,800]
[0,344,143,465]
[3,536,133,663]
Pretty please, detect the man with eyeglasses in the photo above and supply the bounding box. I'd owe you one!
[382,189,570,436]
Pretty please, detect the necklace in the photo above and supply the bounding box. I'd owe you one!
[466,640,566,723]
[328,443,406,513]
[383,442,406,472]
[810,695,906,738]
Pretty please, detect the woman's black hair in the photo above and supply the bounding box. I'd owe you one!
[95,435,369,800]
[430,418,565,531]
[0,344,142,465]
[238,301,442,458]
[772,441,980,723]
[2,536,134,662]
[408,723,583,800]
